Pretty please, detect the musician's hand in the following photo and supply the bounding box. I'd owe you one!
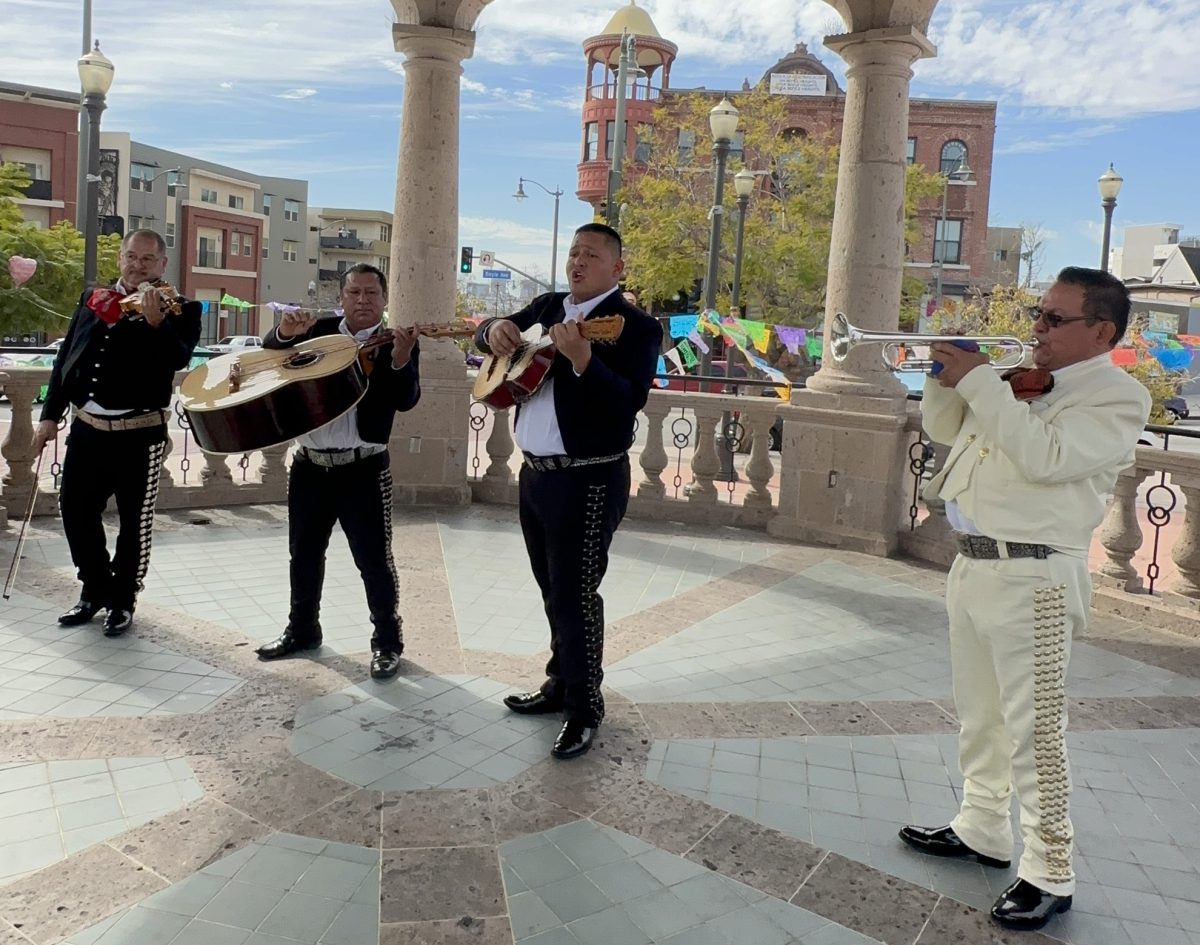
[141,286,165,328]
[550,321,591,374]
[486,319,521,357]
[32,420,58,452]
[930,342,989,388]
[278,309,318,339]
[391,326,418,369]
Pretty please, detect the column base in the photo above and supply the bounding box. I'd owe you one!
[768,388,912,557]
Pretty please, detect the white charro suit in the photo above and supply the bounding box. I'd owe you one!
[922,354,1150,895]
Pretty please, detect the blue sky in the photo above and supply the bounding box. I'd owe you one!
[6,0,1200,291]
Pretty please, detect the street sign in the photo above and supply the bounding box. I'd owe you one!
[479,251,495,267]
[482,269,511,280]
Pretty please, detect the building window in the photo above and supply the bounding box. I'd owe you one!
[166,170,182,197]
[940,139,968,175]
[380,223,391,242]
[130,164,155,192]
[634,125,651,164]
[994,248,1008,262]
[129,214,145,230]
[242,235,253,256]
[308,258,318,265]
[283,199,300,222]
[165,222,175,248]
[379,257,388,275]
[262,245,269,260]
[228,194,245,210]
[201,187,218,204]
[678,129,695,163]
[605,120,619,161]
[283,240,298,262]
[583,122,598,161]
[906,137,917,164]
[263,194,273,214]
[935,219,963,265]
[197,236,222,268]
[729,131,745,162]
[231,233,241,256]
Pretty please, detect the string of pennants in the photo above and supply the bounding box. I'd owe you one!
[1108,330,1200,372]
[655,310,811,397]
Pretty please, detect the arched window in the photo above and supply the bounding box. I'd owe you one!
[940,140,968,175]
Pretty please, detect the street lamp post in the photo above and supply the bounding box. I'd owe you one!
[514,178,562,293]
[77,41,114,289]
[605,30,644,228]
[698,97,739,391]
[1098,163,1123,273]
[932,158,973,314]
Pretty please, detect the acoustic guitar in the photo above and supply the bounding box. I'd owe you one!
[472,315,625,410]
[179,322,475,454]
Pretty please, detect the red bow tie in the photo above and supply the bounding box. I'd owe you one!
[1002,368,1054,401]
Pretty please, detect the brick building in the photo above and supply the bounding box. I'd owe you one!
[0,81,81,229]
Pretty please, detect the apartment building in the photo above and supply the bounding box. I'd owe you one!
[306,207,393,307]
[0,81,81,228]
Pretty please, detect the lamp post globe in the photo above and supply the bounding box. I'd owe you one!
[1098,163,1123,272]
[77,41,114,290]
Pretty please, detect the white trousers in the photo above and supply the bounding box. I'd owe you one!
[946,552,1087,896]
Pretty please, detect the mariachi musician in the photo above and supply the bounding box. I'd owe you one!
[33,229,202,637]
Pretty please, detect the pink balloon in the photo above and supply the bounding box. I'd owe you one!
[8,256,37,288]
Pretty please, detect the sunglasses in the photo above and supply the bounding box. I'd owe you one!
[1025,307,1104,330]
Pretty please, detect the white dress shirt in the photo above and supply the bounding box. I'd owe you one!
[296,319,384,452]
[512,285,619,456]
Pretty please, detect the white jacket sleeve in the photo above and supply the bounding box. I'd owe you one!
[920,375,968,446]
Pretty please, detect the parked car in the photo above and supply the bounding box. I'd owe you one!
[207,335,263,354]
[1165,396,1189,422]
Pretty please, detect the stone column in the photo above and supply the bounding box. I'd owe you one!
[386,22,477,507]
[769,26,936,555]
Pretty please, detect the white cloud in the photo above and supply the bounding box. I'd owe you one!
[219,82,234,91]
[277,88,318,100]
[996,123,1121,156]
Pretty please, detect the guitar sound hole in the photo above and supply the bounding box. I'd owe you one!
[286,352,322,369]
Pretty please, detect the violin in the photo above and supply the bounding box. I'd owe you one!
[119,279,185,317]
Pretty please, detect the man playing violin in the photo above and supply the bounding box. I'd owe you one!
[255,263,419,680]
[33,229,202,636]
[474,223,662,759]
[900,267,1151,931]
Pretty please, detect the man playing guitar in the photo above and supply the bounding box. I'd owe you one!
[474,223,662,759]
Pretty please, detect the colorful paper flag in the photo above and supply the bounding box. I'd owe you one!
[677,339,698,368]
[663,348,684,372]
[774,325,807,354]
[736,319,771,353]
[669,314,699,338]
[805,334,823,358]
[687,329,710,354]
[654,355,669,387]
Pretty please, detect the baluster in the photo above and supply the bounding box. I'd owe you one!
[744,414,775,509]
[199,450,233,483]
[0,371,55,516]
[637,397,669,499]
[687,406,721,503]
[484,407,515,484]
[911,440,952,537]
[1095,466,1146,591]
[260,443,291,486]
[158,423,177,488]
[1170,482,1200,599]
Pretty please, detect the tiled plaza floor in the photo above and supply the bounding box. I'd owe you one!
[2,503,1200,945]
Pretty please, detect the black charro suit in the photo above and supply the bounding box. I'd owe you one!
[262,318,420,651]
[476,291,662,726]
[41,288,201,612]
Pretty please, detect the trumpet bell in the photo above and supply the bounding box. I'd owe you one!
[827,312,1033,373]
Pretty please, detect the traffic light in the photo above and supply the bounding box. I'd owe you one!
[460,246,473,273]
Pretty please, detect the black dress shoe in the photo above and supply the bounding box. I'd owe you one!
[898,825,1011,868]
[503,690,563,715]
[256,632,322,660]
[370,649,402,679]
[991,878,1071,930]
[58,599,106,627]
[103,608,134,637]
[551,719,596,760]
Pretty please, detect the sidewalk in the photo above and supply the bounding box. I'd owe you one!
[1,506,1199,945]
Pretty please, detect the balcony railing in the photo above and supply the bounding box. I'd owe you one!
[319,235,368,250]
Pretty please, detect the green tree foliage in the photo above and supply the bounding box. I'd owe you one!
[0,162,120,335]
[617,87,945,327]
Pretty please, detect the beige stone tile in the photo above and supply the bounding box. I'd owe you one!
[1135,695,1200,726]
[380,917,513,944]
[512,750,642,820]
[790,701,896,736]
[914,896,1059,945]
[109,796,270,882]
[488,784,579,843]
[592,781,727,855]
[717,702,816,737]
[1070,696,1178,731]
[381,847,504,923]
[685,813,821,901]
[189,751,354,830]
[0,719,102,762]
[0,922,29,945]
[381,789,494,848]
[638,703,737,738]
[0,844,167,944]
[866,700,959,735]
[292,789,384,849]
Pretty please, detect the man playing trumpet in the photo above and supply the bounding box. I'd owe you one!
[899,267,1151,930]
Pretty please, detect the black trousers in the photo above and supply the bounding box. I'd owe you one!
[518,457,630,726]
[286,452,402,650]
[58,418,167,610]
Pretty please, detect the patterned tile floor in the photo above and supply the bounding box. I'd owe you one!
[0,756,202,885]
[2,506,1200,945]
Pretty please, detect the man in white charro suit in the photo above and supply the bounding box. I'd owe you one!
[899,267,1151,931]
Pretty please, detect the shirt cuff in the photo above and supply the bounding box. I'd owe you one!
[391,358,411,371]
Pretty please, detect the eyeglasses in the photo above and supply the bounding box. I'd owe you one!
[120,252,163,265]
[1025,307,1103,329]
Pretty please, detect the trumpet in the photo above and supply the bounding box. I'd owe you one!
[829,312,1034,373]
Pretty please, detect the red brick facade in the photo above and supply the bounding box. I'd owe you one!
[0,89,80,227]
[179,204,264,334]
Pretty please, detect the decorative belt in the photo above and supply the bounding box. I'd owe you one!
[955,533,1056,560]
[523,452,625,472]
[297,445,386,468]
[73,408,168,432]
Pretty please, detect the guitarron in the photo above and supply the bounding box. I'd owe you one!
[472,315,625,410]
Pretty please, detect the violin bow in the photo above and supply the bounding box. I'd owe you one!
[3,449,45,601]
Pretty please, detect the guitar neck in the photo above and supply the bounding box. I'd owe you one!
[358,323,478,350]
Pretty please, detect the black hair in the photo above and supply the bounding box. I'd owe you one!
[339,263,388,300]
[1055,266,1129,345]
[574,222,623,257]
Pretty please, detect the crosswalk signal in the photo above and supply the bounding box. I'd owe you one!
[460,246,473,273]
